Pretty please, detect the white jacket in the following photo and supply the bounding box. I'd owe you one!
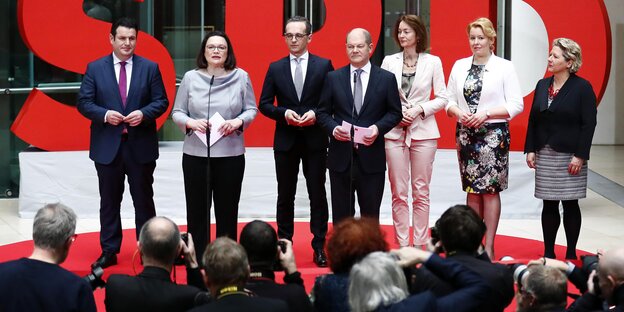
[445,54,523,122]
[381,52,448,141]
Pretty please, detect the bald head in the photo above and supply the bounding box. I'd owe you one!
[138,217,181,266]
[346,28,372,45]
[600,247,624,281]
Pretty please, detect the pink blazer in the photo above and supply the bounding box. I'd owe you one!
[381,52,448,141]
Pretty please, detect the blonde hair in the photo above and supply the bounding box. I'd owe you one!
[552,38,583,73]
[467,17,496,51]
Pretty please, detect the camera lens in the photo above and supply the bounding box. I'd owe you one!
[512,264,529,286]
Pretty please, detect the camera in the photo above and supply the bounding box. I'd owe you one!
[277,240,287,254]
[272,240,288,271]
[430,226,440,246]
[83,266,106,290]
[510,263,529,287]
[174,232,189,266]
[581,255,601,296]
[581,255,599,275]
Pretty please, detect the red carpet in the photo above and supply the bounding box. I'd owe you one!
[0,222,592,311]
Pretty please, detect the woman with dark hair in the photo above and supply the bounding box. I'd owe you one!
[311,217,388,312]
[172,30,257,260]
[524,38,597,260]
[445,17,523,259]
[381,15,447,248]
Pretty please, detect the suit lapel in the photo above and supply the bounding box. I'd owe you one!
[301,55,316,102]
[125,55,140,113]
[341,66,355,116]
[548,75,574,112]
[539,77,552,112]
[409,54,425,99]
[105,55,124,112]
[359,66,377,116]
[281,57,300,103]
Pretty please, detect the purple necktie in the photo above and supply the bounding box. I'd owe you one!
[119,61,127,107]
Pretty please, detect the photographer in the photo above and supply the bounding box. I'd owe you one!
[515,264,568,312]
[239,220,312,312]
[347,248,489,312]
[0,203,96,312]
[104,216,206,312]
[527,257,589,294]
[408,205,514,311]
[567,247,624,312]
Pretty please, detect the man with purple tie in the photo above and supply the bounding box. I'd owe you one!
[78,17,168,269]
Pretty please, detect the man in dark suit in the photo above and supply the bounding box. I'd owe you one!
[258,16,333,267]
[408,205,514,312]
[317,28,401,224]
[240,220,313,312]
[78,17,168,268]
[188,237,288,312]
[104,217,206,312]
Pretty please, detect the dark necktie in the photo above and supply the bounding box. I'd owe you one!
[354,68,363,114]
[119,61,127,107]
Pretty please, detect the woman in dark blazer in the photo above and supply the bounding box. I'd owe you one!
[524,38,597,260]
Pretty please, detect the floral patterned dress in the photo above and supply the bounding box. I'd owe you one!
[456,64,510,194]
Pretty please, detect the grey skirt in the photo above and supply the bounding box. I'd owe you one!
[535,145,588,200]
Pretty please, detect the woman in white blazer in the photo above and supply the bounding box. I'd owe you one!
[445,18,523,259]
[381,15,448,248]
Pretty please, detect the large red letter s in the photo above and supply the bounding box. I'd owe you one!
[13,0,175,151]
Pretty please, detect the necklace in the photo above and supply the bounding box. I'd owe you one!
[548,83,560,99]
[403,53,419,68]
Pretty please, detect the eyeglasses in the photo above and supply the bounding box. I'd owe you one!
[206,45,227,52]
[284,33,308,40]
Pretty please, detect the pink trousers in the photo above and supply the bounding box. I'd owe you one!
[385,136,437,246]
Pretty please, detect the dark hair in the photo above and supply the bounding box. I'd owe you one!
[196,30,237,70]
[138,217,181,266]
[436,205,486,254]
[393,15,428,53]
[110,17,138,37]
[239,220,278,269]
[286,16,312,34]
[326,217,388,274]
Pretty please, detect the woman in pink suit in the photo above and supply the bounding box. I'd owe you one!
[381,15,448,248]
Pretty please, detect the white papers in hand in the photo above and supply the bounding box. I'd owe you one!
[193,112,226,147]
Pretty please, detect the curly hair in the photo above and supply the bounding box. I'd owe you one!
[552,38,583,73]
[326,218,388,274]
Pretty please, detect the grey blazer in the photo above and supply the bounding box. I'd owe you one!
[172,68,257,157]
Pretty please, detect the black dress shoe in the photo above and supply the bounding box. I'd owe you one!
[91,253,117,269]
[313,249,328,267]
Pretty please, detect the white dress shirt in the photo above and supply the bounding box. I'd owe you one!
[289,51,309,84]
[350,61,371,100]
[112,52,133,96]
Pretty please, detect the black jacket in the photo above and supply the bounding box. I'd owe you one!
[245,269,312,312]
[407,253,514,312]
[524,74,597,160]
[105,266,205,312]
